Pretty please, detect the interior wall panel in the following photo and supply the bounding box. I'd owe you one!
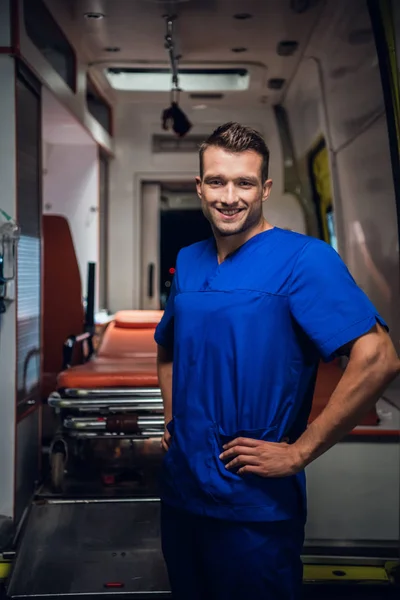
[15,65,42,520]
[0,56,17,519]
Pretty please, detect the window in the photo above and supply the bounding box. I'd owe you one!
[23,0,76,91]
[99,153,109,309]
[86,76,113,134]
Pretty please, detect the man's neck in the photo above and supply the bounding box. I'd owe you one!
[215,219,273,264]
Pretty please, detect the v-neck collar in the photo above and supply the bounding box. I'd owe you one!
[210,227,278,266]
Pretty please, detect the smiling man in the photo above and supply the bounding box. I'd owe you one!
[155,122,400,600]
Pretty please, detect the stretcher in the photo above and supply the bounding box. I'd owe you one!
[47,309,165,491]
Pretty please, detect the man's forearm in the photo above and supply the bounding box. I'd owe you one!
[157,345,173,425]
[293,333,400,469]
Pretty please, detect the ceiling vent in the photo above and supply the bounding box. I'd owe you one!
[268,78,286,90]
[290,0,320,13]
[277,40,299,56]
[141,0,191,3]
[189,93,224,100]
[233,13,253,20]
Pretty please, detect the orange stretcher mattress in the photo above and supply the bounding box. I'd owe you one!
[57,357,158,389]
[57,310,161,389]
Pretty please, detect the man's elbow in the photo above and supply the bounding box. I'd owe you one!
[382,352,400,381]
[367,337,400,383]
[349,327,400,384]
[157,344,174,365]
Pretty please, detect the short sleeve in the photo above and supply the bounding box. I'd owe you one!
[154,272,178,349]
[289,240,388,361]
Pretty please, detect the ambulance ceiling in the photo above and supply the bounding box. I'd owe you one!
[69,0,324,106]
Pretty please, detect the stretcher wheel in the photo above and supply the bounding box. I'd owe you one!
[51,451,65,491]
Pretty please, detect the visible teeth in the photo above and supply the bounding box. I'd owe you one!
[219,209,240,215]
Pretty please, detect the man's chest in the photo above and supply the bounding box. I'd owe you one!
[178,253,294,296]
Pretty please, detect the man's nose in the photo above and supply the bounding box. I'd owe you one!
[221,182,238,205]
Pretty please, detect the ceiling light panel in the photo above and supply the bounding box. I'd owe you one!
[105,68,250,92]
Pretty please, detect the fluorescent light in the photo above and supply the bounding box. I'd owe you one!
[105,68,250,92]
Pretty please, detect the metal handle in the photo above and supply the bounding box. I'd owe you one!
[148,262,154,298]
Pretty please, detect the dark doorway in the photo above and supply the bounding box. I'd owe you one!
[160,209,211,307]
[99,152,109,310]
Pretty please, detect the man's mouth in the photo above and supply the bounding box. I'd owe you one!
[216,208,244,217]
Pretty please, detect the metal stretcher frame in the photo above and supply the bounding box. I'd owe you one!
[45,310,167,494]
[49,388,162,403]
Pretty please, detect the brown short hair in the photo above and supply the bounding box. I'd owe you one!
[199,122,270,181]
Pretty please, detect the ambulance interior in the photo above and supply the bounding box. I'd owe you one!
[0,0,399,598]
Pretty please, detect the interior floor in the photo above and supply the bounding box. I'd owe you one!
[4,500,399,600]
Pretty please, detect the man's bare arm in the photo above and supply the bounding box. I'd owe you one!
[221,324,400,478]
[157,344,173,450]
[294,324,400,468]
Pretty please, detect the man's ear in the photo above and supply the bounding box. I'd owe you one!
[195,176,202,198]
[262,179,273,203]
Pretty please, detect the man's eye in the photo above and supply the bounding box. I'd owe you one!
[239,181,252,187]
[209,180,222,186]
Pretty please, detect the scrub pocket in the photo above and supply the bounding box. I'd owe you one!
[206,424,280,505]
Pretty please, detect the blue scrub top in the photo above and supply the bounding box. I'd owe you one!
[154,228,387,522]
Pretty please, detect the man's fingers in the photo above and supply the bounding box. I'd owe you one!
[161,435,170,452]
[219,445,258,460]
[222,438,289,453]
[237,464,263,476]
[222,437,262,450]
[225,455,260,470]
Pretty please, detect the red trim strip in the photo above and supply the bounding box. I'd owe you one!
[16,403,39,424]
[349,428,400,437]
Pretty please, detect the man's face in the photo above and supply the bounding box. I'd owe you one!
[196,147,272,237]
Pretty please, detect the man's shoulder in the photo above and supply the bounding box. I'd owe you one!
[277,231,345,279]
[275,228,336,256]
[265,229,344,276]
[274,228,312,246]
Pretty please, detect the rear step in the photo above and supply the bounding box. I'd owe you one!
[6,499,170,599]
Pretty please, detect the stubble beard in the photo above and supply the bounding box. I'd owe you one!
[203,203,263,238]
